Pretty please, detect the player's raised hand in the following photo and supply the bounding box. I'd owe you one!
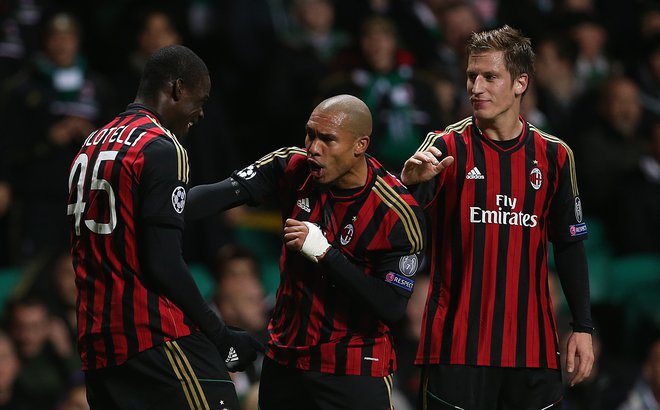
[401,146,454,185]
[284,218,330,262]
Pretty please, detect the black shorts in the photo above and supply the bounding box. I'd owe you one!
[420,364,563,410]
[85,332,239,410]
[258,357,394,410]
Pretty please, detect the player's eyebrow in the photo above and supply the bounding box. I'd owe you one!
[306,126,336,141]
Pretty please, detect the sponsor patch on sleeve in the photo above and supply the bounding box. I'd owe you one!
[569,223,588,236]
[384,272,414,293]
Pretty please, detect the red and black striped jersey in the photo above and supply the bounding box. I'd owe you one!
[232,147,425,377]
[414,117,588,370]
[68,104,193,370]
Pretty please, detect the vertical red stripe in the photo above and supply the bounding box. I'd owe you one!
[451,141,475,363]
[346,344,361,375]
[320,343,336,373]
[502,149,527,366]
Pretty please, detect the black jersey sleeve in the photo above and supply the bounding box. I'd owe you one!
[371,198,426,298]
[553,241,594,333]
[142,223,226,337]
[321,248,409,323]
[548,143,588,244]
[231,147,307,205]
[185,177,250,221]
[140,138,187,229]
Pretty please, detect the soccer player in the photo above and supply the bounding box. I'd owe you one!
[67,45,262,409]
[401,26,595,409]
[186,94,425,409]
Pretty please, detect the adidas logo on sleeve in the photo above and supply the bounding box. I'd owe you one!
[466,167,485,180]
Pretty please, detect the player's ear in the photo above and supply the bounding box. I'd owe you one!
[515,74,528,96]
[354,136,370,156]
[171,78,183,101]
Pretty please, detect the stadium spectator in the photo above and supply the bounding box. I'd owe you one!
[0,12,116,263]
[319,17,442,172]
[0,329,30,410]
[5,297,78,409]
[576,75,646,220]
[618,339,660,410]
[608,115,660,255]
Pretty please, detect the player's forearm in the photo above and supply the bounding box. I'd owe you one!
[142,223,225,336]
[553,241,594,333]
[185,177,250,221]
[321,248,408,323]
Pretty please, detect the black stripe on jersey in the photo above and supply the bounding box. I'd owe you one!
[101,264,117,367]
[516,141,537,366]
[439,133,468,361]
[255,147,306,168]
[466,134,488,364]
[374,177,423,253]
[308,344,322,372]
[292,262,315,349]
[489,152,511,367]
[534,238,548,367]
[148,290,163,346]
[333,332,351,375]
[360,340,376,375]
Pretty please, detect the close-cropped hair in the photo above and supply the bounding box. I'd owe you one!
[136,45,208,100]
[467,25,535,85]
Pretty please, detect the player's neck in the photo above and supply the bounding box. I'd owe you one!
[334,157,368,190]
[476,113,522,142]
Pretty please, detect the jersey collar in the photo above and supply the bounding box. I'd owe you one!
[472,115,529,154]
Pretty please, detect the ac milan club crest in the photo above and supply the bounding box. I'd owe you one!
[529,167,543,190]
[340,223,354,246]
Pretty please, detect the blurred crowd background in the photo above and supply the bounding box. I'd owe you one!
[0,0,658,409]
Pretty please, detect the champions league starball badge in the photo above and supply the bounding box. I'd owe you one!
[237,164,256,180]
[172,186,186,213]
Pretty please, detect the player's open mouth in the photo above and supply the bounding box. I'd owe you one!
[308,160,324,178]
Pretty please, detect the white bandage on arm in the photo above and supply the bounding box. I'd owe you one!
[300,222,331,263]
